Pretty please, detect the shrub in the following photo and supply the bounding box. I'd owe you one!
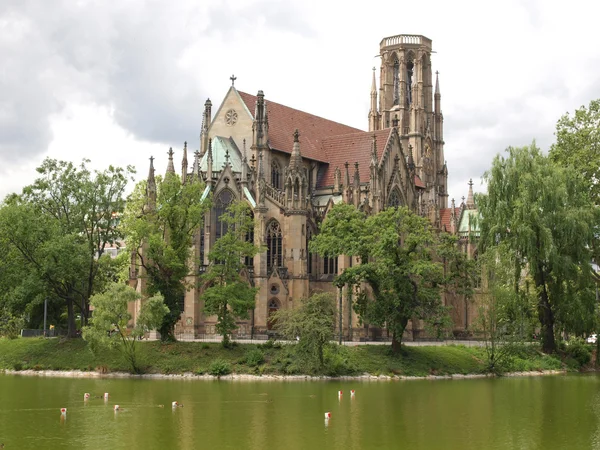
[209,359,231,376]
[565,338,591,368]
[245,348,265,367]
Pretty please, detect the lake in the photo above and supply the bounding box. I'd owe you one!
[0,373,599,449]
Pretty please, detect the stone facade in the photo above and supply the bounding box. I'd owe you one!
[130,34,479,340]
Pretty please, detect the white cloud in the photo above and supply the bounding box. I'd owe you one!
[1,0,599,203]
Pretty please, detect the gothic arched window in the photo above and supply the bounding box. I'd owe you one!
[271,161,281,190]
[387,188,402,209]
[406,58,414,105]
[266,220,283,271]
[393,58,400,106]
[214,189,234,241]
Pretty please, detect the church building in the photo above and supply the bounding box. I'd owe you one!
[132,34,478,340]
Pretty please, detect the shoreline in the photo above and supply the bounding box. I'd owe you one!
[0,368,567,381]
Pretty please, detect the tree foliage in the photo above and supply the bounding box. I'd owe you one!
[310,204,446,352]
[477,143,598,353]
[272,292,336,370]
[0,159,133,336]
[200,202,260,347]
[123,171,209,341]
[82,283,168,373]
[549,99,600,276]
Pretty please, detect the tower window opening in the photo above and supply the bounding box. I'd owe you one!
[407,60,414,105]
[271,161,281,190]
[393,59,400,106]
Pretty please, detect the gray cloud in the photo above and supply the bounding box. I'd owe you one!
[0,0,315,175]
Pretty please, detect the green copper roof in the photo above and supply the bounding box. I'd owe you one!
[199,136,243,173]
[458,209,480,235]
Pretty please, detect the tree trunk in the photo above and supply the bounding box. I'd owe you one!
[391,316,410,354]
[536,267,556,353]
[391,332,402,353]
[66,297,77,338]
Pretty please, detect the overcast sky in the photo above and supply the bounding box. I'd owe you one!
[1,0,599,204]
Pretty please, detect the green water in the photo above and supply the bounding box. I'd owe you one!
[0,374,599,449]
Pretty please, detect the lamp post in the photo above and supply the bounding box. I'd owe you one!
[43,297,48,337]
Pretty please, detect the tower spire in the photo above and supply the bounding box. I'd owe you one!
[289,129,303,170]
[369,67,380,132]
[166,148,175,175]
[181,141,188,183]
[206,139,213,185]
[466,178,475,209]
[146,156,156,209]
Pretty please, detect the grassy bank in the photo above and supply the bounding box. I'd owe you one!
[0,338,575,378]
[0,338,579,376]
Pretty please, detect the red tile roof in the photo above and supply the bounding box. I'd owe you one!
[414,175,425,189]
[318,129,392,187]
[238,91,362,163]
[439,207,461,232]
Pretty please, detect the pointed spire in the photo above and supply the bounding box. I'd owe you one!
[407,144,415,172]
[289,129,303,170]
[369,67,379,132]
[344,161,351,188]
[241,139,248,185]
[370,133,378,167]
[181,142,188,183]
[258,149,264,180]
[371,67,377,94]
[435,71,440,95]
[193,150,200,177]
[166,148,175,175]
[466,178,475,209]
[206,139,213,185]
[353,162,360,188]
[200,99,212,156]
[333,167,341,195]
[146,156,156,209]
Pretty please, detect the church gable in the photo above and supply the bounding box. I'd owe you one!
[208,87,254,151]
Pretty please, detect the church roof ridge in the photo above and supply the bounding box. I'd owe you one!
[237,90,362,163]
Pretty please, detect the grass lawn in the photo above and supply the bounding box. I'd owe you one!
[0,337,568,377]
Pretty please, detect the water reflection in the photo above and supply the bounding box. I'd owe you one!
[1,374,600,450]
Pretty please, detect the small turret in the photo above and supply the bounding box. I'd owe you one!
[200,99,212,156]
[368,67,380,132]
[333,167,341,195]
[166,147,175,175]
[466,178,475,209]
[353,162,361,208]
[241,139,248,187]
[206,139,213,185]
[181,142,188,183]
[146,156,156,210]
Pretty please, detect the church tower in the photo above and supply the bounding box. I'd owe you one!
[371,34,447,210]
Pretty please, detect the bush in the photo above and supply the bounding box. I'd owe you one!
[245,348,265,367]
[208,358,231,376]
[565,338,591,368]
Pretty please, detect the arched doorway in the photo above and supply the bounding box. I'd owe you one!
[267,298,280,331]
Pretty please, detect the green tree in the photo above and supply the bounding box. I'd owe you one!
[123,171,209,341]
[0,197,90,336]
[549,99,600,207]
[477,143,598,353]
[272,292,336,370]
[82,283,168,373]
[201,202,260,347]
[549,99,600,281]
[476,243,537,372]
[310,204,444,352]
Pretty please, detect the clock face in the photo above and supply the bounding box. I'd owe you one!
[225,109,238,126]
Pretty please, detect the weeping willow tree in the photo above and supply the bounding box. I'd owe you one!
[477,143,598,353]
